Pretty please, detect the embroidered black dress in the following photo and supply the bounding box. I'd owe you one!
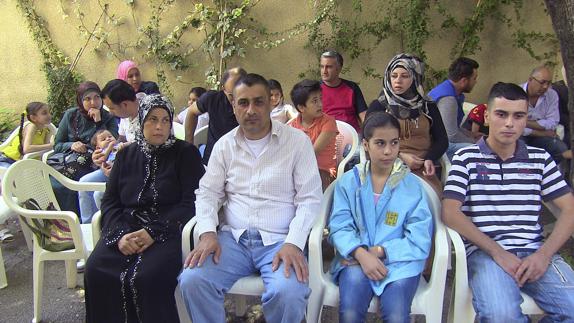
[84,139,204,323]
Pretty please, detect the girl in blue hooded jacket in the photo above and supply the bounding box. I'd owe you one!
[329,111,433,323]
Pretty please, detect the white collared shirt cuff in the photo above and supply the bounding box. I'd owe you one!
[195,220,218,239]
[285,230,309,251]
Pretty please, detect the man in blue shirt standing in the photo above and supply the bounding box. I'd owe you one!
[429,57,479,159]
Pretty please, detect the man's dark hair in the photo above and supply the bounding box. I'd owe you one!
[487,82,528,108]
[221,67,247,86]
[448,57,479,81]
[290,79,321,112]
[321,50,344,67]
[189,87,207,97]
[101,79,136,104]
[233,73,270,93]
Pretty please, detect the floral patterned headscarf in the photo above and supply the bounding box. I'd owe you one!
[136,93,176,152]
[379,53,431,119]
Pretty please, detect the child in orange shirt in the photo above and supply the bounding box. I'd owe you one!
[289,80,338,190]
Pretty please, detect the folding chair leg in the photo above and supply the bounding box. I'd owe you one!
[32,255,44,323]
[65,259,77,288]
[0,246,7,289]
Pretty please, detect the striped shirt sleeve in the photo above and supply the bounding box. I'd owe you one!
[443,150,470,202]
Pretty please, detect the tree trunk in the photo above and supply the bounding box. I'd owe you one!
[545,0,574,182]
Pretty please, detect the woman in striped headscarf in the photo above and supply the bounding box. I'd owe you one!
[366,53,448,193]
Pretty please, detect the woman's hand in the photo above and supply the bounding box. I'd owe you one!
[118,233,141,255]
[422,159,436,177]
[117,229,155,255]
[130,229,155,253]
[399,152,424,170]
[88,108,102,122]
[353,247,388,281]
[71,141,87,153]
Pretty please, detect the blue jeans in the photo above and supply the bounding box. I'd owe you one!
[338,265,420,323]
[446,142,473,161]
[178,230,310,323]
[78,169,107,224]
[468,249,574,323]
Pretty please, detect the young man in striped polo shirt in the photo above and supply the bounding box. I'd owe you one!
[442,82,574,322]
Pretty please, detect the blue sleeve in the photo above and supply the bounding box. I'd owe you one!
[381,180,433,263]
[328,176,364,259]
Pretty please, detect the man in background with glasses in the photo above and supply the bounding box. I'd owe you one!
[319,50,368,132]
[521,66,572,164]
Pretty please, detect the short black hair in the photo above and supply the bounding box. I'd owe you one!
[189,87,207,97]
[233,73,270,94]
[448,57,479,81]
[268,79,284,96]
[487,82,528,108]
[290,79,321,112]
[362,111,400,140]
[321,50,344,67]
[101,79,136,104]
[221,67,247,86]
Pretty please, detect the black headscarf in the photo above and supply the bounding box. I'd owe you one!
[76,81,102,118]
[132,94,176,242]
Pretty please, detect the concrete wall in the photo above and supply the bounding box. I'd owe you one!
[0,0,559,116]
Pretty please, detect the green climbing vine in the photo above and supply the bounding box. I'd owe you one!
[16,0,560,111]
[17,0,84,124]
[302,0,559,89]
[61,0,286,93]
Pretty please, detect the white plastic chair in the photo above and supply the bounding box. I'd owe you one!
[0,123,57,254]
[172,122,185,140]
[306,177,449,323]
[0,245,6,289]
[1,159,105,323]
[177,208,325,322]
[335,120,359,178]
[193,125,208,149]
[447,227,544,323]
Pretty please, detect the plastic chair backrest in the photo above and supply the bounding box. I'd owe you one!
[335,120,359,177]
[172,122,185,140]
[0,126,20,151]
[194,125,208,148]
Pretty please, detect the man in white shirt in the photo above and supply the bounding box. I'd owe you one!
[178,74,323,322]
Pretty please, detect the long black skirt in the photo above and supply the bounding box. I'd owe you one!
[84,237,182,323]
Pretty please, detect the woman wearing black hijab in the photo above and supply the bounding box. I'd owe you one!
[85,94,204,323]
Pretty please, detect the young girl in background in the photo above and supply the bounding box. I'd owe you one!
[329,111,433,323]
[269,79,298,123]
[0,101,54,242]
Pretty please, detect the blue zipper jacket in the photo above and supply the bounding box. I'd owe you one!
[328,160,433,295]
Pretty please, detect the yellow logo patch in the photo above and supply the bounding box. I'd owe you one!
[385,211,398,226]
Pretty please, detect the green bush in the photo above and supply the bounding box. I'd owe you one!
[0,107,21,142]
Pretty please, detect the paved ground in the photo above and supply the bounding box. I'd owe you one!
[0,216,441,323]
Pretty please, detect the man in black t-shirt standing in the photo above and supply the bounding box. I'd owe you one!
[185,67,247,164]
